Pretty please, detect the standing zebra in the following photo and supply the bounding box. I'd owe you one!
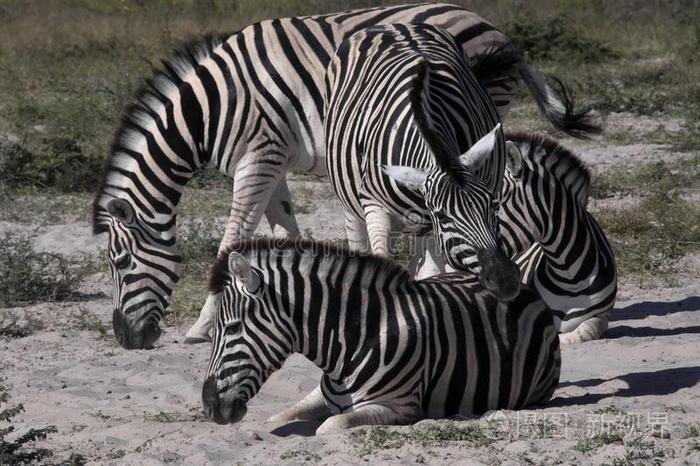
[202,238,560,432]
[499,132,617,343]
[92,3,598,349]
[324,23,520,299]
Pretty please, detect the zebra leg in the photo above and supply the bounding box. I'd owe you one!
[267,386,331,423]
[363,203,393,256]
[316,403,416,434]
[185,162,288,344]
[559,312,610,345]
[266,178,300,239]
[344,210,370,253]
[414,235,447,279]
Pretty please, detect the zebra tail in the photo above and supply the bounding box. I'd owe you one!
[469,43,522,94]
[518,63,602,139]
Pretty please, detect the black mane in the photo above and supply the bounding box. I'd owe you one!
[209,237,411,294]
[506,131,591,202]
[92,33,229,234]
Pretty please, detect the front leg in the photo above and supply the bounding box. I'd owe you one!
[267,386,331,423]
[316,402,417,435]
[559,313,610,344]
[363,202,393,257]
[266,177,300,239]
[185,157,288,344]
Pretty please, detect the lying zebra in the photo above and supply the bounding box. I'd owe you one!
[202,238,560,433]
[501,133,617,343]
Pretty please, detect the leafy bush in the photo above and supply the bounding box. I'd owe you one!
[0,136,102,192]
[0,231,93,306]
[0,381,57,465]
[504,15,619,63]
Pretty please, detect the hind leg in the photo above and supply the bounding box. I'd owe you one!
[559,313,610,344]
[316,402,417,434]
[344,210,370,253]
[185,160,291,344]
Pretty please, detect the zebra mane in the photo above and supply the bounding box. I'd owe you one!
[209,237,411,294]
[92,33,228,234]
[505,131,591,204]
[409,59,471,186]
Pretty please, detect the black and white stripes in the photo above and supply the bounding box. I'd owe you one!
[324,23,521,300]
[500,132,617,342]
[202,238,560,432]
[91,3,598,348]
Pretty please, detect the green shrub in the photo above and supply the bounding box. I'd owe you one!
[0,381,58,465]
[503,15,619,63]
[0,231,94,306]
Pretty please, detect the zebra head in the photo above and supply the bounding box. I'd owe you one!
[385,124,521,301]
[203,251,292,424]
[100,198,181,350]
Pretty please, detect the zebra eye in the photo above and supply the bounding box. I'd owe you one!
[113,252,131,270]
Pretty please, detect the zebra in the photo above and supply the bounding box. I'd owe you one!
[325,23,521,300]
[500,132,617,343]
[201,238,560,432]
[92,3,599,349]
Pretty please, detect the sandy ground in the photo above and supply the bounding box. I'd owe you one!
[1,112,699,465]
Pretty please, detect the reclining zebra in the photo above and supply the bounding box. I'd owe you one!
[500,132,617,343]
[202,238,561,433]
[325,23,521,300]
[91,2,599,349]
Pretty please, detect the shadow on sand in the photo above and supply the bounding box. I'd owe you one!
[270,420,323,437]
[550,366,700,407]
[610,296,700,322]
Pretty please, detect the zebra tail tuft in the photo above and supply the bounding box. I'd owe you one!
[519,65,602,139]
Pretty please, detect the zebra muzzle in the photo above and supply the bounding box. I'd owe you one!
[477,248,522,302]
[112,309,161,350]
[202,376,247,424]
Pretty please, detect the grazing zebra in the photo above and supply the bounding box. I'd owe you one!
[325,23,520,300]
[201,238,560,433]
[500,132,617,343]
[92,3,599,349]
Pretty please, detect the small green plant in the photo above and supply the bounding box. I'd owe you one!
[574,430,625,453]
[108,449,126,460]
[606,436,665,466]
[688,423,700,438]
[594,405,626,415]
[72,309,108,337]
[0,231,96,307]
[0,381,58,465]
[352,422,494,456]
[279,448,321,462]
[144,409,207,423]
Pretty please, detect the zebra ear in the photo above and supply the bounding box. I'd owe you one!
[383,165,428,192]
[228,252,261,293]
[505,141,523,177]
[106,198,135,224]
[458,123,502,172]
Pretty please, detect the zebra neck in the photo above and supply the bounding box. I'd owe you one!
[537,210,614,289]
[284,258,408,376]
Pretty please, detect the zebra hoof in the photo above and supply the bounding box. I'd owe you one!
[184,335,211,345]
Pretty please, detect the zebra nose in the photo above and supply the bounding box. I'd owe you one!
[112,309,160,350]
[202,376,223,423]
[478,248,521,301]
